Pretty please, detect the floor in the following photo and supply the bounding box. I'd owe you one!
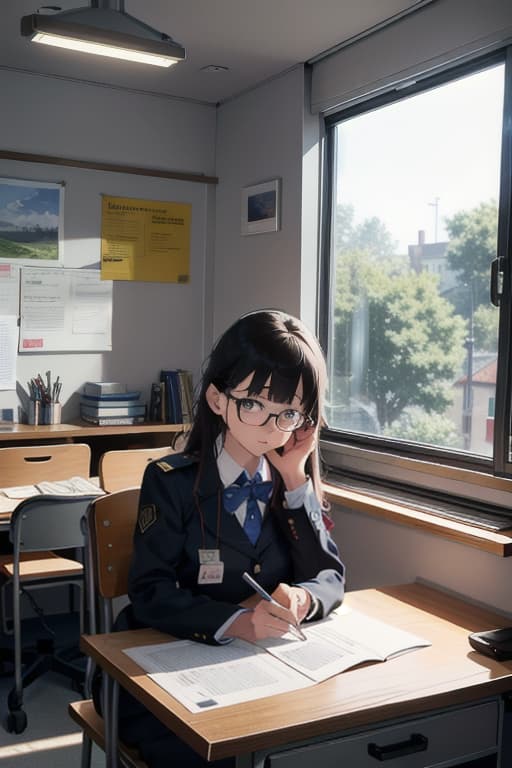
[0,670,105,767]
[0,610,104,767]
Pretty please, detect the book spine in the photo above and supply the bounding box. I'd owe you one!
[80,414,146,426]
[81,405,146,417]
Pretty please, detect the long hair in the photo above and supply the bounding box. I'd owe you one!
[185,309,328,504]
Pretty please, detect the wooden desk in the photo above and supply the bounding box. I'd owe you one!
[81,582,512,767]
[0,422,187,473]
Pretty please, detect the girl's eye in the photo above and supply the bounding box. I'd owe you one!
[240,398,264,413]
[282,409,299,421]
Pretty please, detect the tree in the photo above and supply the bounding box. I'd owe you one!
[445,200,498,310]
[333,207,466,428]
[384,410,462,448]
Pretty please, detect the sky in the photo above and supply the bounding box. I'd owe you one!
[0,179,60,230]
[336,63,504,253]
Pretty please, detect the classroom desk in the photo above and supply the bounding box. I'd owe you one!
[0,422,187,473]
[81,582,512,768]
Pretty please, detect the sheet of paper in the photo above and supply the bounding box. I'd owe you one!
[36,476,104,496]
[19,267,112,352]
[0,263,21,315]
[0,315,18,390]
[258,610,431,683]
[124,639,313,713]
[1,485,39,499]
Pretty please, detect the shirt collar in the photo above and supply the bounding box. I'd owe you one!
[215,434,269,487]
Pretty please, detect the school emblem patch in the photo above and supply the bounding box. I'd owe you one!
[156,461,174,472]
[138,504,157,534]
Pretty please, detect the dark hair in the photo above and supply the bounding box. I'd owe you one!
[185,309,327,503]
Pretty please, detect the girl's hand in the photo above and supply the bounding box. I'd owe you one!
[227,597,297,642]
[228,583,311,641]
[265,423,317,491]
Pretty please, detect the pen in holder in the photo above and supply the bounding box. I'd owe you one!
[27,372,62,425]
[27,399,41,425]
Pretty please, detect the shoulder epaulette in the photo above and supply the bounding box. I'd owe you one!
[154,452,198,473]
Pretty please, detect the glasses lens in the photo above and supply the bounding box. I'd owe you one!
[276,410,304,431]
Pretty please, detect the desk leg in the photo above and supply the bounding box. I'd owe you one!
[102,671,119,768]
[236,754,254,768]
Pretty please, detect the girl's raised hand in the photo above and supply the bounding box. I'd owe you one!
[265,423,317,491]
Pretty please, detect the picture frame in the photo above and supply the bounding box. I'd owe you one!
[0,177,64,265]
[241,179,280,235]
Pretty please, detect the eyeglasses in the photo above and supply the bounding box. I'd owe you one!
[226,393,311,432]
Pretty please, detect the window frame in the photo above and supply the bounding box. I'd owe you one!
[319,46,512,509]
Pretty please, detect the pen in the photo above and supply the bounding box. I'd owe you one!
[242,571,307,641]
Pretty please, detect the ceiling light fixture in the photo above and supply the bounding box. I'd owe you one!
[21,1,186,68]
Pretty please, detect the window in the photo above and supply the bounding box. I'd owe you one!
[321,50,512,509]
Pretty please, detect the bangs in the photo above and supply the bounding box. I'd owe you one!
[227,333,319,415]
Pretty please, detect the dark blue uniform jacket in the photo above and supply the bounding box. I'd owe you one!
[117,452,345,644]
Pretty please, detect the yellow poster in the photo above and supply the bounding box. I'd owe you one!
[100,195,191,283]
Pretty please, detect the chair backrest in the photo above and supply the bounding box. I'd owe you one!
[98,447,174,493]
[86,488,140,633]
[10,494,100,552]
[0,443,91,486]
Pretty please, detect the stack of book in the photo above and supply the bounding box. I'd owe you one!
[80,382,146,426]
[149,370,193,424]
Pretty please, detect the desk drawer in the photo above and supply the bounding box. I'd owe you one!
[264,700,499,768]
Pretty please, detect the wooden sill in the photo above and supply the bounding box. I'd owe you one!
[324,481,512,557]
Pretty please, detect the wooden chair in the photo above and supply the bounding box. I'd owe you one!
[0,443,93,733]
[0,443,91,487]
[70,487,146,768]
[98,446,175,493]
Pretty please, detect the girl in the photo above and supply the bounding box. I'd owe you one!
[113,309,345,767]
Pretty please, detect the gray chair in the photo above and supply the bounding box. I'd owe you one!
[0,493,98,734]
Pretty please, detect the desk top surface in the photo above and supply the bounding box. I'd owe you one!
[0,422,187,442]
[81,582,512,761]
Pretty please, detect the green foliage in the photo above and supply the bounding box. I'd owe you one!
[0,238,57,260]
[473,304,499,352]
[333,205,466,428]
[384,410,462,448]
[445,201,498,309]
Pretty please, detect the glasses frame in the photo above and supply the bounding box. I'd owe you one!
[226,393,312,432]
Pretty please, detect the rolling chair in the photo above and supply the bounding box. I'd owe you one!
[69,487,147,768]
[0,493,99,733]
[0,442,94,733]
[98,445,176,493]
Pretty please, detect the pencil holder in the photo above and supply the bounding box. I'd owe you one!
[42,403,62,425]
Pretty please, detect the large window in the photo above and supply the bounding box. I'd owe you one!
[321,50,512,505]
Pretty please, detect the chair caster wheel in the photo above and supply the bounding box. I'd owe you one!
[6,709,27,734]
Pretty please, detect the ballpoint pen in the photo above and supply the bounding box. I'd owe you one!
[242,571,307,641]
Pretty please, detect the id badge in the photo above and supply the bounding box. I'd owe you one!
[198,549,220,564]
[198,561,224,584]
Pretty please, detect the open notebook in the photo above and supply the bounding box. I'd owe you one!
[1,476,104,499]
[124,608,431,713]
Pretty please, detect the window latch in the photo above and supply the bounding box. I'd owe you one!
[490,257,505,307]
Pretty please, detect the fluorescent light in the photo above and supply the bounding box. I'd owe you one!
[21,7,186,68]
[32,32,179,67]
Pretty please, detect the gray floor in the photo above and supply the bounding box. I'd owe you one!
[0,671,105,767]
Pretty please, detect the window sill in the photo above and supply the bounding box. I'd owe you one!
[324,481,512,557]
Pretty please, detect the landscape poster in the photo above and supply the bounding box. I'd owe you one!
[0,177,63,265]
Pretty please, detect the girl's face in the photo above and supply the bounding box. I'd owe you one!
[207,372,306,467]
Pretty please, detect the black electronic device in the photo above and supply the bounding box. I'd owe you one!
[468,627,512,661]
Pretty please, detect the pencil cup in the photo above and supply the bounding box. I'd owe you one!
[27,400,41,425]
[42,403,62,425]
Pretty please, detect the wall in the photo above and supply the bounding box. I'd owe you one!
[0,69,216,421]
[213,66,313,342]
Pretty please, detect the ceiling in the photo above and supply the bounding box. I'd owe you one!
[2,1,425,105]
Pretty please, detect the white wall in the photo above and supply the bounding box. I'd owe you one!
[213,66,309,342]
[0,69,216,420]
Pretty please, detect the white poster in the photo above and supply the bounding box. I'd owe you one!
[19,267,112,352]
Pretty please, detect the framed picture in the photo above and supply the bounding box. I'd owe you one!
[0,177,64,265]
[241,179,280,235]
